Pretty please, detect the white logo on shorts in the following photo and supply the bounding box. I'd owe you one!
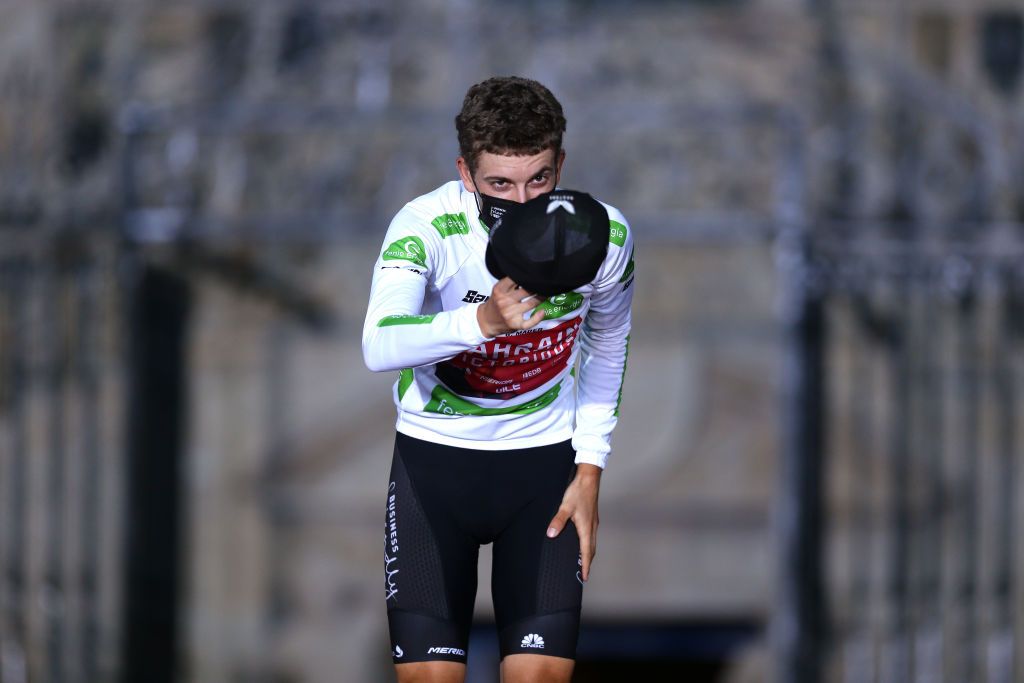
[521,633,545,649]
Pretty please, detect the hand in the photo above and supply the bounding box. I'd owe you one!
[476,277,546,337]
[546,463,602,582]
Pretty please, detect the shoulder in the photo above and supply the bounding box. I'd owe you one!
[393,181,472,236]
[596,199,633,251]
[587,197,634,290]
[403,179,465,211]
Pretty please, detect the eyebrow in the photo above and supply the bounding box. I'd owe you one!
[482,166,554,183]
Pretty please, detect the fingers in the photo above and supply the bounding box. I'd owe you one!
[548,507,598,581]
[497,277,535,297]
[521,306,546,328]
[487,279,545,332]
[546,506,570,539]
[579,526,595,582]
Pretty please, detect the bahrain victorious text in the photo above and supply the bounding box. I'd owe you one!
[435,316,581,399]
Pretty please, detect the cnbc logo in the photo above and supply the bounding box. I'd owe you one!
[537,292,584,319]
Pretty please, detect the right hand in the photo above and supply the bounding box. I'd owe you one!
[476,277,546,337]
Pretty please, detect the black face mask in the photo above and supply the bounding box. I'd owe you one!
[476,192,519,230]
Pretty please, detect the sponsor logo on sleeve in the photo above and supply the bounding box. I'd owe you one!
[609,220,627,247]
[382,236,428,268]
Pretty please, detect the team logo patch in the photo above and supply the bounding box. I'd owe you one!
[521,633,545,649]
[382,236,428,268]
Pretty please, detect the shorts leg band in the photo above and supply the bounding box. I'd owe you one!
[388,609,469,664]
[499,610,580,661]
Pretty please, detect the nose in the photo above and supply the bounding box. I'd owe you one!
[514,186,529,203]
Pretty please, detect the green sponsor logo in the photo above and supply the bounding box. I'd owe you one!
[398,369,414,400]
[382,236,428,268]
[619,246,635,283]
[424,382,561,416]
[609,220,627,247]
[536,292,584,319]
[431,213,470,238]
[377,313,437,327]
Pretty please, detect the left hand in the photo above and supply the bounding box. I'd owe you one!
[546,463,602,582]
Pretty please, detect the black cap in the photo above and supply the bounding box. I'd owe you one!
[485,190,610,296]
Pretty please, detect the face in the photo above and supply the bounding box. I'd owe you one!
[457,148,565,203]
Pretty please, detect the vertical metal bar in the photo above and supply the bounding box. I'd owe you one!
[2,260,30,683]
[76,257,102,683]
[882,277,912,683]
[119,265,191,683]
[845,289,876,683]
[989,272,1018,683]
[774,230,828,683]
[44,254,68,682]
[264,319,290,657]
[915,266,945,683]
[955,288,980,683]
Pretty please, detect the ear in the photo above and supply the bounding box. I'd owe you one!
[555,148,566,182]
[456,157,477,193]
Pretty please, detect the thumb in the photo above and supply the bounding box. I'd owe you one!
[546,506,571,538]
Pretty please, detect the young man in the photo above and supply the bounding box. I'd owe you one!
[362,76,634,683]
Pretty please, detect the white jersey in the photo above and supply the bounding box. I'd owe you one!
[362,180,634,468]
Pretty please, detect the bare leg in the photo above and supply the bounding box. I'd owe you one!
[395,661,466,683]
[500,654,574,683]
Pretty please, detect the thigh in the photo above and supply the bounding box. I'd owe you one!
[490,442,583,661]
[385,436,480,666]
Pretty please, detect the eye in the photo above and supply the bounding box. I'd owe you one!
[491,180,509,190]
[530,173,550,185]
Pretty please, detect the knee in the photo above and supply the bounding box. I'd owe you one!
[395,661,465,683]
[501,654,574,683]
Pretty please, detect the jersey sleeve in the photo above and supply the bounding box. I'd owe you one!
[362,206,492,373]
[572,210,635,469]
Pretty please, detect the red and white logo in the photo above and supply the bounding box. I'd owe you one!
[436,316,581,399]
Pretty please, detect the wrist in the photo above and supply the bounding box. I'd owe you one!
[575,463,603,481]
[476,301,504,338]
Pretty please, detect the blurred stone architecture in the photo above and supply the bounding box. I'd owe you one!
[1,0,1022,682]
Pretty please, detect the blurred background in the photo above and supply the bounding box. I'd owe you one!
[2,0,1024,681]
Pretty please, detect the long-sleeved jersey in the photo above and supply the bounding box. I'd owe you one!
[362,180,634,469]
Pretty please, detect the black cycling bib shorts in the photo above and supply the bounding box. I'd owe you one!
[384,432,584,664]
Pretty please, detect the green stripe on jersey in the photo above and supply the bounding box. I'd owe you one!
[613,334,631,417]
[424,382,561,416]
[431,213,470,238]
[377,314,437,327]
[398,369,414,400]
[609,220,627,247]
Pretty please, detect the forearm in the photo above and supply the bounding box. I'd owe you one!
[362,270,491,372]
[572,321,631,468]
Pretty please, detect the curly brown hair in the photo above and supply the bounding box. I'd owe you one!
[455,76,566,171]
